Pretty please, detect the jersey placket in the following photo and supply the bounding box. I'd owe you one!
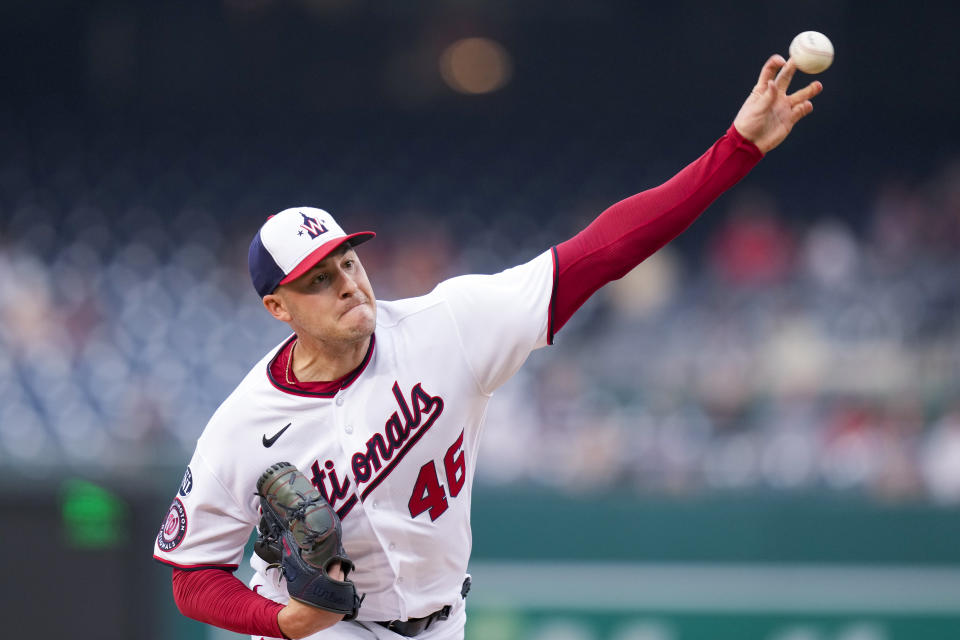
[333,385,411,620]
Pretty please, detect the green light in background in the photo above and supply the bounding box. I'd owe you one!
[60,478,129,549]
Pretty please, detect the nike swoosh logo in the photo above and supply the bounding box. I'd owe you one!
[262,423,291,448]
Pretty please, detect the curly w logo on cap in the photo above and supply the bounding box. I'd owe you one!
[298,212,328,239]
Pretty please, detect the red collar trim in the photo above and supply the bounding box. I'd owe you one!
[266,334,375,398]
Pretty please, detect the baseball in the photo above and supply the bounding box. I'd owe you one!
[789,31,834,74]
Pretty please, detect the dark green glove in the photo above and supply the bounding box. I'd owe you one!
[255,462,362,619]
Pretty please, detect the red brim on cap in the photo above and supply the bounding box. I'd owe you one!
[277,231,376,286]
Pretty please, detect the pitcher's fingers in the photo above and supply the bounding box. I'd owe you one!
[775,58,798,91]
[756,54,786,92]
[790,100,814,123]
[789,81,823,106]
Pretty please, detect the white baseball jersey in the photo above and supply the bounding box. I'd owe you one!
[154,249,555,623]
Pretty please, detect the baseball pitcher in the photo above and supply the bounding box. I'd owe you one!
[153,56,821,639]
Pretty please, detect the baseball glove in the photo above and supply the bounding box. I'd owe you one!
[254,462,362,619]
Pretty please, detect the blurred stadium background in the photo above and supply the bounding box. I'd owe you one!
[3,1,960,639]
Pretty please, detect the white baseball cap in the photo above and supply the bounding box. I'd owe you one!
[248,207,375,297]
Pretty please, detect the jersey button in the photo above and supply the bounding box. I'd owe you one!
[397,577,404,584]
[335,396,344,406]
[372,501,379,509]
[388,542,396,551]
[345,424,353,434]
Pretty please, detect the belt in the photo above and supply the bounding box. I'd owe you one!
[375,605,451,637]
[374,576,472,637]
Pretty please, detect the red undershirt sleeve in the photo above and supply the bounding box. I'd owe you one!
[172,568,287,639]
[550,124,763,339]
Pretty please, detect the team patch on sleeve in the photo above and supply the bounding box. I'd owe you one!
[179,466,193,497]
[157,498,188,552]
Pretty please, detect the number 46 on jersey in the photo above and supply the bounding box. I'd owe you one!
[408,431,466,521]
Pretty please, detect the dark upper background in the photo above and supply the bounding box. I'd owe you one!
[4,0,957,223]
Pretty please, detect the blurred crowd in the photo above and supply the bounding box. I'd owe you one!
[483,169,960,505]
[2,121,959,505]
